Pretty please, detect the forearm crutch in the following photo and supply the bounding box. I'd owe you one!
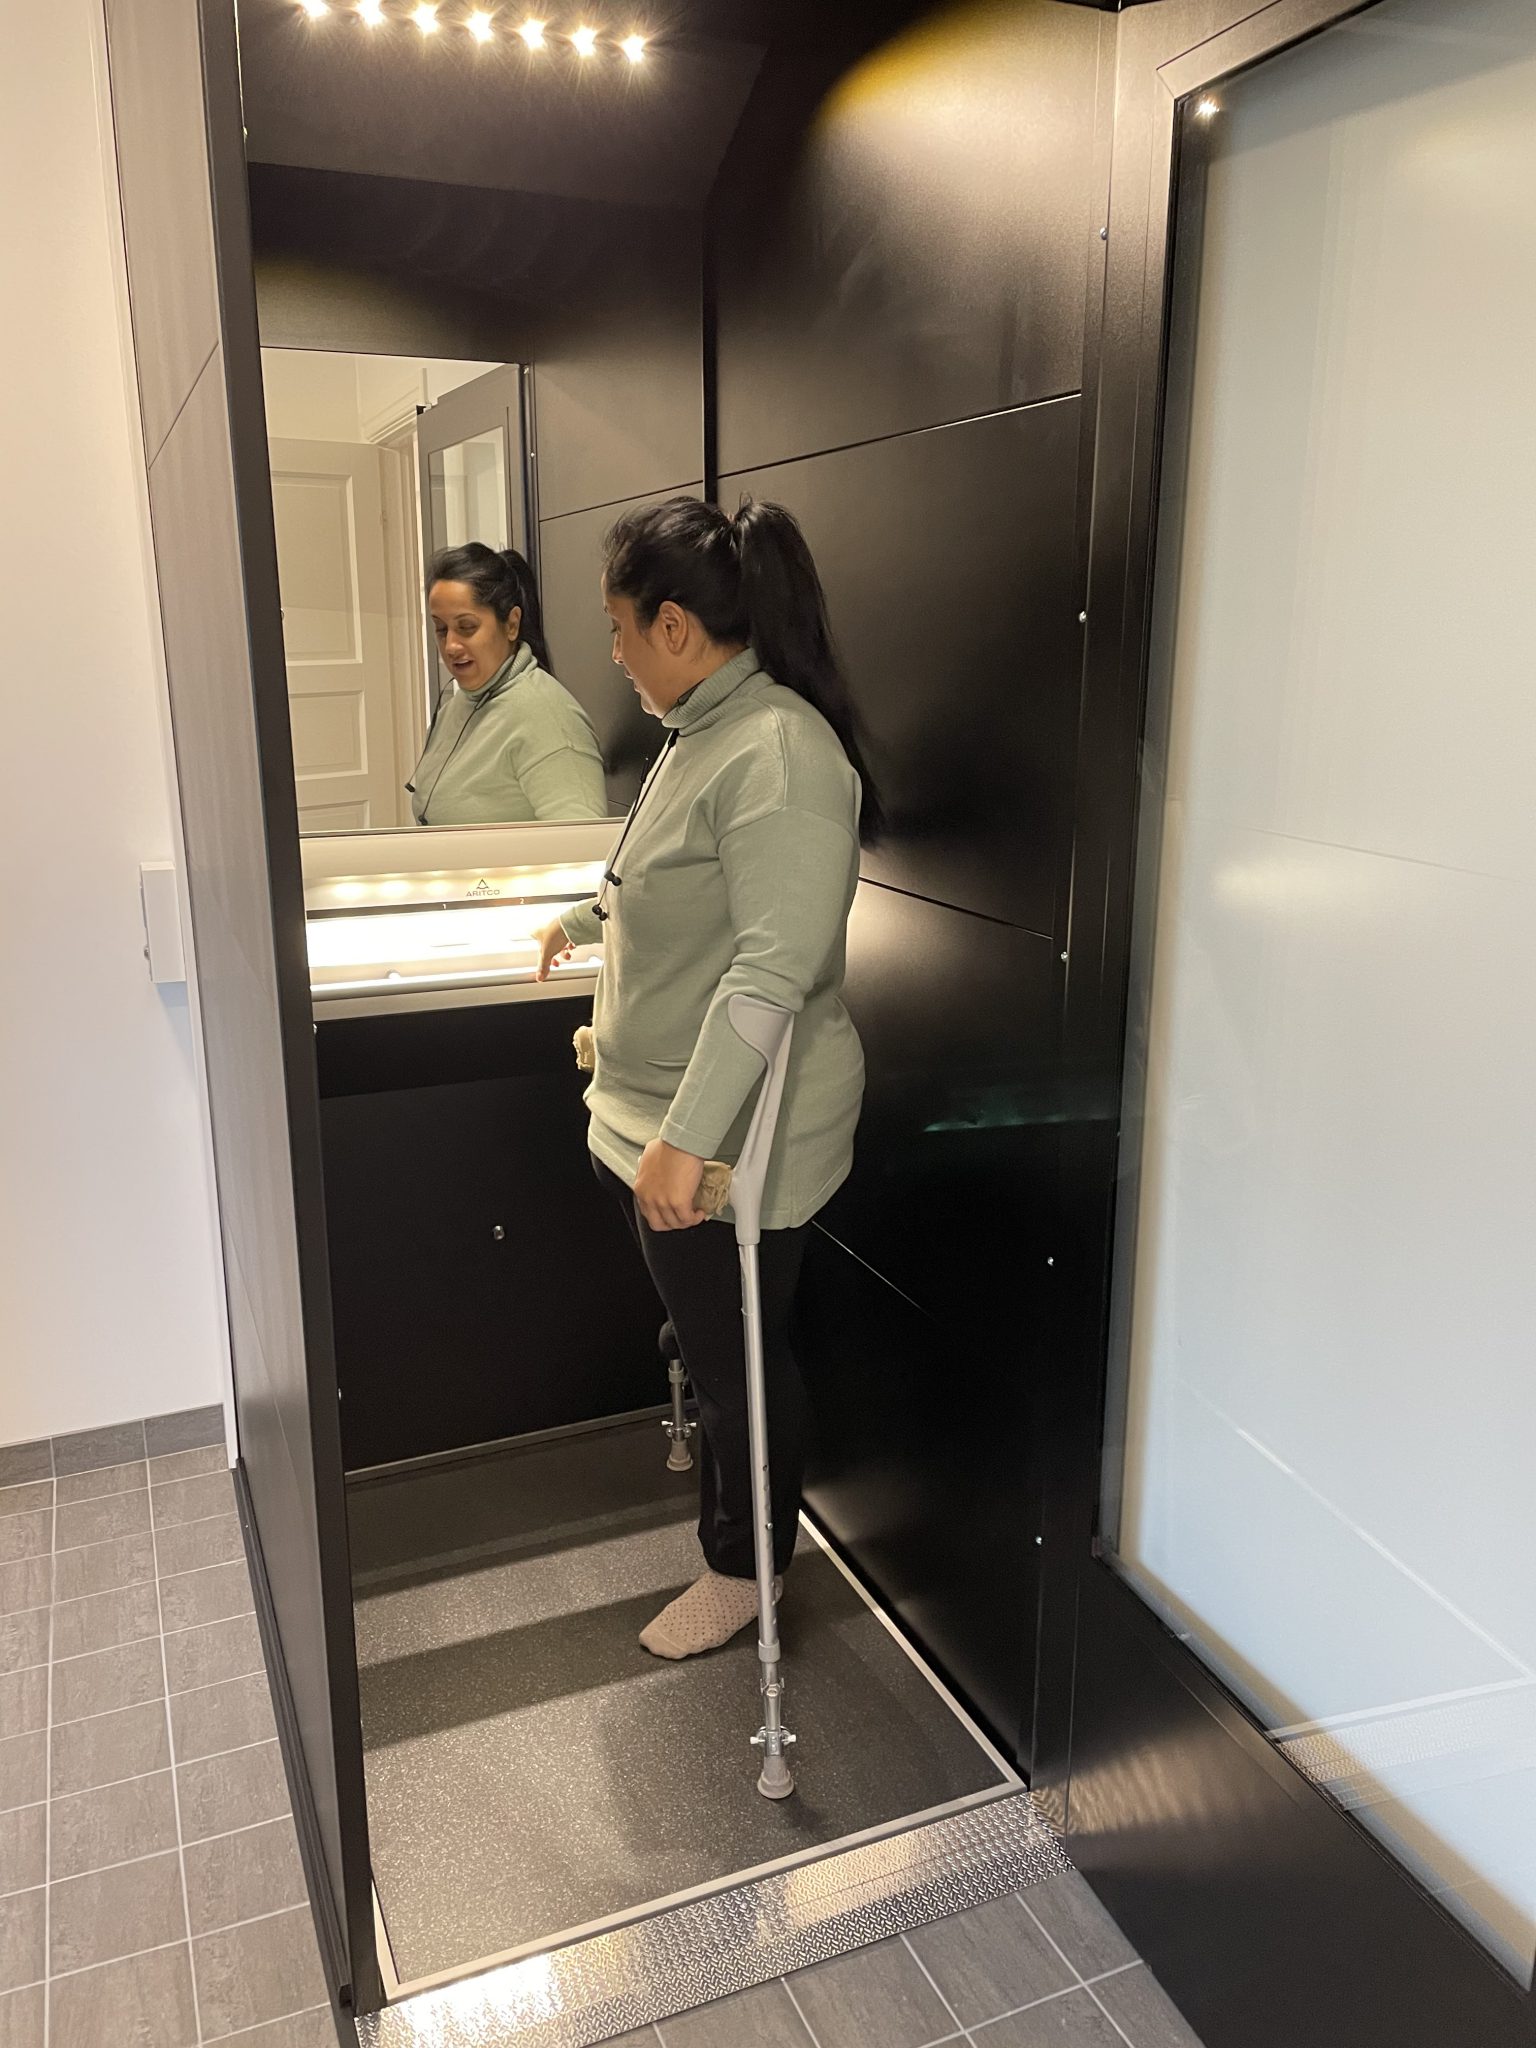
[724,992,797,1800]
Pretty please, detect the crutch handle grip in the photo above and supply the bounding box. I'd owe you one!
[723,995,794,1246]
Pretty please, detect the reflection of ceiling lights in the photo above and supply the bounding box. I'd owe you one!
[518,17,545,45]
[293,6,651,56]
[620,32,645,60]
[1196,97,1220,119]
[357,0,383,19]
[570,24,598,56]
[412,1,438,30]
[299,0,328,16]
[468,7,493,38]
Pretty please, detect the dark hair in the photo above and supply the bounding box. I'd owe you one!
[602,495,883,844]
[427,542,552,672]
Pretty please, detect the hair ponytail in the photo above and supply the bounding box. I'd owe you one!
[602,494,884,844]
[427,541,553,673]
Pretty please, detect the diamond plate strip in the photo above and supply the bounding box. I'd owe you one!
[360,1791,1068,2048]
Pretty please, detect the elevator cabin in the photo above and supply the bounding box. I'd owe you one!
[105,0,1536,2042]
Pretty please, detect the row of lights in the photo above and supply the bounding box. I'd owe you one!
[298,0,647,57]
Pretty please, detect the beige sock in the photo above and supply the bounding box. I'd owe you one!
[639,1569,782,1660]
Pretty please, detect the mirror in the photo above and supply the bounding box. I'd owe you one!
[243,1,759,833]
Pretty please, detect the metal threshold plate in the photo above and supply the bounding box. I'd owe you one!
[359,1791,1066,2047]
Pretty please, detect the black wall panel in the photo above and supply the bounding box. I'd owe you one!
[713,0,1099,474]
[724,398,1083,932]
[106,0,375,2011]
[538,484,703,809]
[315,1003,662,1471]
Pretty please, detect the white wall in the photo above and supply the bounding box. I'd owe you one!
[1113,0,1536,1985]
[0,0,226,1445]
[260,348,501,443]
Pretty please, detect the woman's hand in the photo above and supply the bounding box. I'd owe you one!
[634,1139,707,1232]
[534,918,574,983]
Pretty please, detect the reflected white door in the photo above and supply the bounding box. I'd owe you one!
[269,437,401,831]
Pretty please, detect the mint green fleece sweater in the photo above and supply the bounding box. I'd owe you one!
[560,647,864,1230]
[409,640,607,825]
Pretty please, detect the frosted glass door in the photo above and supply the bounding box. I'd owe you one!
[1103,0,1536,1988]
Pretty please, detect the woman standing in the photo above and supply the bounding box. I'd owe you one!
[537,496,881,1659]
[408,543,607,825]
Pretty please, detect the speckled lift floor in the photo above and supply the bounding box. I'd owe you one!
[346,1420,1010,1987]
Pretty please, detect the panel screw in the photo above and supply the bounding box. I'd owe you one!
[492,1225,505,1241]
[1078,611,1088,624]
[1060,951,1069,963]
[1046,1256,1055,1267]
[1099,225,1108,240]
[1036,1535,1044,1547]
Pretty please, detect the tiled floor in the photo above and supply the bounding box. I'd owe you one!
[589,1878,1205,2048]
[0,1408,335,2048]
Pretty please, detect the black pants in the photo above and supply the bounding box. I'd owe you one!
[596,1159,808,1578]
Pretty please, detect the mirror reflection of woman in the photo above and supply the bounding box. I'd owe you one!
[536,496,883,1662]
[408,544,607,825]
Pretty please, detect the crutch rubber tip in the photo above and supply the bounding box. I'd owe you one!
[757,1761,795,1800]
[666,1445,694,1472]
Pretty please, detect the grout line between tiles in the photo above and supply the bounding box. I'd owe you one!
[902,1931,977,2045]
[200,2001,334,2044]
[779,1973,826,2048]
[1018,1892,1140,2048]
[52,1504,238,1566]
[50,1662,269,1730]
[49,1734,283,1804]
[45,1805,297,1890]
[149,1496,205,2047]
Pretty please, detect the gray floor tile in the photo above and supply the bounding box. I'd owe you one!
[160,1560,254,1636]
[55,1460,147,1508]
[0,1673,46,1740]
[156,1515,244,1581]
[0,1809,44,1898]
[0,1563,50,1621]
[1024,1877,1140,1980]
[660,1980,810,2046]
[145,1407,224,1459]
[152,1472,236,1531]
[53,1422,147,1479]
[55,1489,151,1553]
[52,1637,165,1726]
[0,1517,50,1568]
[170,1672,277,1764]
[51,1582,160,1663]
[0,1980,44,2048]
[51,1700,170,1797]
[177,1741,291,1844]
[0,1449,48,1492]
[203,2007,335,2045]
[908,1898,1078,2027]
[973,1988,1125,2047]
[1090,1965,1206,2048]
[183,1815,307,1935]
[48,1941,198,2048]
[0,1615,48,1679]
[149,1445,227,1487]
[193,1905,328,2038]
[49,1849,187,1974]
[165,1613,264,1696]
[53,1534,154,1606]
[0,1888,43,1993]
[50,1771,179,1881]
[0,1739,44,1818]
[786,1937,955,2048]
[0,1488,50,1524]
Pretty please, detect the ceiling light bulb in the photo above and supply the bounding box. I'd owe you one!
[468,7,494,37]
[357,0,383,20]
[517,16,544,45]
[413,2,437,30]
[300,0,328,17]
[1196,96,1220,119]
[570,24,597,55]
[620,31,645,60]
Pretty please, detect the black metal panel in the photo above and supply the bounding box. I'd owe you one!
[316,1001,662,1471]
[723,399,1082,933]
[108,0,378,2013]
[1070,1564,1531,2048]
[538,485,702,810]
[712,0,1098,474]
[800,880,1060,1749]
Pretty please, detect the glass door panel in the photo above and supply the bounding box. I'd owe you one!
[427,428,509,553]
[1102,0,1536,1988]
